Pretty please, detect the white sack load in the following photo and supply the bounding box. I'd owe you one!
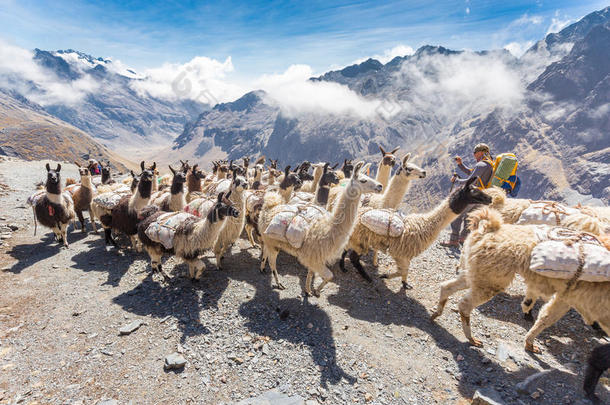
[184,198,215,217]
[360,209,406,237]
[264,204,329,248]
[205,179,231,196]
[93,191,127,210]
[289,192,314,205]
[517,202,581,226]
[91,176,102,186]
[530,240,610,282]
[64,183,81,196]
[245,190,265,212]
[145,212,193,249]
[27,189,46,206]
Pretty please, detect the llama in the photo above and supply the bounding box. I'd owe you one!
[257,161,382,296]
[289,163,340,206]
[376,145,400,189]
[150,165,187,212]
[100,161,154,249]
[67,163,97,233]
[213,173,249,269]
[100,161,115,185]
[138,192,239,280]
[430,208,610,352]
[33,164,76,247]
[299,162,326,193]
[337,153,426,274]
[584,344,610,403]
[276,165,303,202]
[339,159,354,180]
[345,176,491,289]
[186,164,207,203]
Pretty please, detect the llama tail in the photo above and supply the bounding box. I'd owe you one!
[262,192,283,211]
[468,207,503,233]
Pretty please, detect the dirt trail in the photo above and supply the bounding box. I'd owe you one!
[0,157,607,405]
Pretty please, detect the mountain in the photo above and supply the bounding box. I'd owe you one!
[5,49,205,152]
[170,6,610,206]
[0,89,131,171]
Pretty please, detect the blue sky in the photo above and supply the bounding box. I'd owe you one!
[0,0,607,79]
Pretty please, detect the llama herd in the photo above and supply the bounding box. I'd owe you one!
[27,147,610,402]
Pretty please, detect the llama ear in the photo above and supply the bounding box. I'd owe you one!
[353,161,365,178]
[344,159,348,165]
[224,190,232,201]
[391,146,400,155]
[169,165,176,175]
[379,145,386,156]
[193,164,199,172]
[140,161,145,171]
[323,163,329,173]
[74,161,81,167]
[46,163,51,172]
[130,170,135,178]
[402,153,411,165]
[217,192,225,203]
[232,169,237,180]
[56,164,61,172]
[362,162,372,174]
[284,165,290,176]
[152,162,157,170]
[331,163,339,170]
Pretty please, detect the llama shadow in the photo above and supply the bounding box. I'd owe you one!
[3,232,75,273]
[217,248,356,389]
[112,263,231,343]
[325,264,598,402]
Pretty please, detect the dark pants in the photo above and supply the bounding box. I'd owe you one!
[449,204,479,241]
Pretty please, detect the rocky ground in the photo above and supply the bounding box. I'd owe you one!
[0,157,608,405]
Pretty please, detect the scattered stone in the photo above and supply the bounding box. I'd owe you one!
[364,392,373,402]
[496,342,511,362]
[100,349,113,356]
[164,353,187,370]
[472,388,505,405]
[119,320,144,335]
[97,400,118,405]
[235,390,305,405]
[516,370,555,395]
[52,264,59,269]
[530,391,540,399]
[8,225,18,231]
[457,354,464,361]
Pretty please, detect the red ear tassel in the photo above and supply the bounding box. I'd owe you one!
[48,205,55,216]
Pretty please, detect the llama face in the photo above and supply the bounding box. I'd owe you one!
[79,167,91,180]
[280,165,302,191]
[321,164,340,186]
[379,146,400,167]
[101,165,111,178]
[231,175,249,192]
[395,154,426,180]
[342,159,354,178]
[352,162,383,194]
[45,163,61,194]
[208,192,240,222]
[191,165,206,180]
[449,177,492,214]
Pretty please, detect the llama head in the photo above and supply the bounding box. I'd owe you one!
[101,163,111,179]
[169,165,188,191]
[218,161,230,175]
[395,153,426,180]
[230,169,248,192]
[269,159,278,170]
[449,176,492,214]
[294,162,313,182]
[280,165,302,191]
[78,166,91,180]
[191,164,206,180]
[179,159,190,171]
[129,170,140,192]
[341,159,354,178]
[138,161,155,190]
[45,163,62,193]
[242,157,250,169]
[350,161,383,195]
[321,163,340,187]
[379,145,400,167]
[209,191,240,223]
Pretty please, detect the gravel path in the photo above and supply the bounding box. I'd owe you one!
[0,157,608,405]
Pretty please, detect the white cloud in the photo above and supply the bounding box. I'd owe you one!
[466,7,470,15]
[0,39,99,106]
[546,11,572,35]
[504,40,535,57]
[253,64,378,118]
[353,44,415,65]
[130,56,245,105]
[513,13,543,26]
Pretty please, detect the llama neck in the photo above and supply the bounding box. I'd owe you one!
[217,171,227,180]
[417,199,458,247]
[129,179,152,214]
[169,189,186,211]
[170,180,183,195]
[266,172,275,186]
[187,173,202,192]
[381,175,411,208]
[101,171,110,184]
[152,174,158,192]
[195,215,226,246]
[46,179,61,204]
[81,175,94,190]
[328,180,362,244]
[315,186,330,206]
[279,186,293,203]
[47,189,62,204]
[311,166,323,187]
[376,164,391,189]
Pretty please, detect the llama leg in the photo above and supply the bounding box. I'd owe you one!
[521,287,538,322]
[104,227,117,247]
[246,225,257,248]
[266,248,284,290]
[88,207,97,233]
[339,250,348,273]
[524,296,570,353]
[214,240,225,270]
[348,250,372,282]
[372,250,378,266]
[130,235,141,252]
[430,272,468,321]
[312,266,334,297]
[305,270,314,297]
[60,223,69,247]
[76,210,86,233]
[379,257,412,289]
[259,245,268,273]
[458,286,501,347]
[193,259,206,280]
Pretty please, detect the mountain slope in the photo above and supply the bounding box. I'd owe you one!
[0,90,131,171]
